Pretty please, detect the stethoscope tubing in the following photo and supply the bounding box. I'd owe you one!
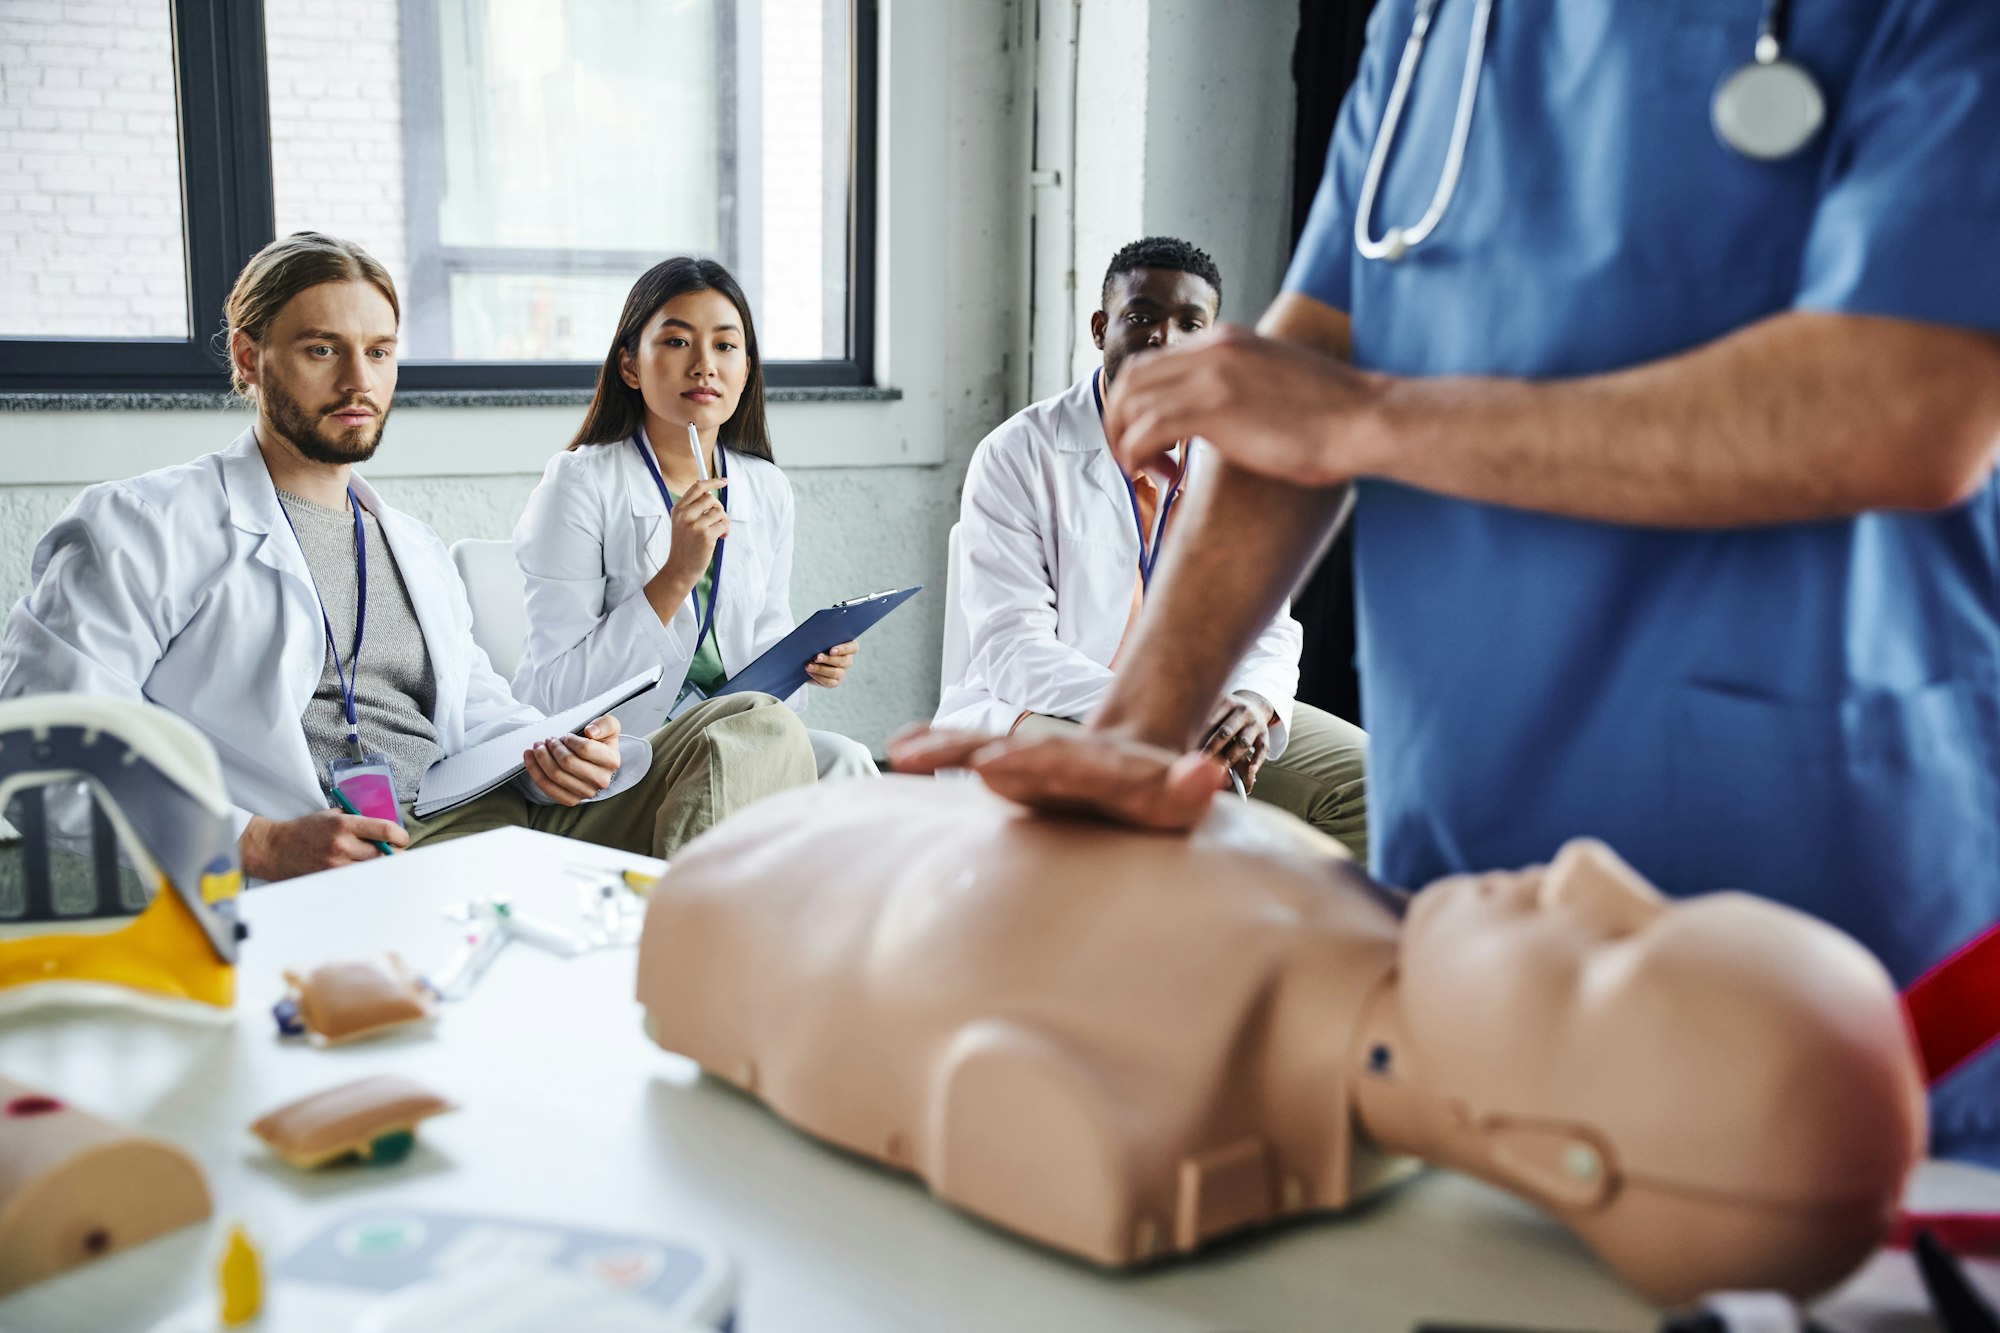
[1354,0,1496,263]
[1354,0,1814,265]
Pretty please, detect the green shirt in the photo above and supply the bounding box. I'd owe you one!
[669,486,728,695]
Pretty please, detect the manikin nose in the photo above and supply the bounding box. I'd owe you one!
[1535,840,1666,937]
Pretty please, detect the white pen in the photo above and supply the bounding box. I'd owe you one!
[686,420,709,482]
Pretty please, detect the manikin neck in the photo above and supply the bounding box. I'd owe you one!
[256,425,352,510]
[1349,977,1446,1163]
[645,414,718,495]
[1349,978,1616,1212]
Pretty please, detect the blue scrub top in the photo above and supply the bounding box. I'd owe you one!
[1287,0,2000,1163]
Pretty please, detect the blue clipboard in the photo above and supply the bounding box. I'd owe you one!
[713,585,922,700]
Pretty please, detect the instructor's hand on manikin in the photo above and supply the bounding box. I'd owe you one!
[645,476,731,623]
[889,725,1223,832]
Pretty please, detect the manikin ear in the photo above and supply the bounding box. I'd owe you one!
[1537,838,1664,937]
[1090,309,1108,351]
[1473,1112,1619,1212]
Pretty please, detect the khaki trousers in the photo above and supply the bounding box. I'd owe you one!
[403,693,818,862]
[1015,700,1369,863]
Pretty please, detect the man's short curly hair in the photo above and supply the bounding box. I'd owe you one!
[1100,236,1223,310]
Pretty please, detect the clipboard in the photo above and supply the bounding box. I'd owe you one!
[713,586,922,701]
[412,666,664,818]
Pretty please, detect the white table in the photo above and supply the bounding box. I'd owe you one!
[0,826,1992,1333]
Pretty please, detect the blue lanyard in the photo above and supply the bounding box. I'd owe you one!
[276,486,367,761]
[632,433,727,658]
[1091,367,1186,591]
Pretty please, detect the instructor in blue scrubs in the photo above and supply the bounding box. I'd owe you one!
[899,0,2000,1163]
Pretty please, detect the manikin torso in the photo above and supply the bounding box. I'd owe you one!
[636,778,1925,1304]
[640,777,1409,1262]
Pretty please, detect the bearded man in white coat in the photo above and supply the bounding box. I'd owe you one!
[0,232,815,882]
[935,238,1367,859]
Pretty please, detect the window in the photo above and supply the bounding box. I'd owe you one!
[0,0,189,340]
[0,0,876,394]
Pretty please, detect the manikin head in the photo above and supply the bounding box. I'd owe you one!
[1367,840,1927,1303]
[1091,236,1221,388]
[225,232,400,468]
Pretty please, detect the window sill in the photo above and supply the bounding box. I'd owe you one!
[0,385,903,413]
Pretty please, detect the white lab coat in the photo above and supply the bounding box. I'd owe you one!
[935,374,1304,755]
[0,430,647,850]
[512,435,809,738]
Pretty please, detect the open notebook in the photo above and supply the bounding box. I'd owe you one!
[412,667,663,819]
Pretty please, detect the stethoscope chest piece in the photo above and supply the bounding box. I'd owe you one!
[1712,56,1824,159]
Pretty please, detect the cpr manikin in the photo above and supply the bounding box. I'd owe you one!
[635,778,1925,1305]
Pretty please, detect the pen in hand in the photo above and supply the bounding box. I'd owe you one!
[330,787,396,856]
[686,420,709,481]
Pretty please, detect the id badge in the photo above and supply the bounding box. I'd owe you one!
[666,680,709,722]
[328,753,403,826]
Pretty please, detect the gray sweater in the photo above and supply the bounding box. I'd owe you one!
[277,489,443,801]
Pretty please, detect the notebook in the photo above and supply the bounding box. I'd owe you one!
[712,586,922,702]
[412,667,663,818]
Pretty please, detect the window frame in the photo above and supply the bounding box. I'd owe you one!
[0,0,878,395]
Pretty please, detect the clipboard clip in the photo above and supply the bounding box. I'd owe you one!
[835,588,902,607]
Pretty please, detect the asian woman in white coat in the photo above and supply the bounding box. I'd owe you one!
[512,258,876,780]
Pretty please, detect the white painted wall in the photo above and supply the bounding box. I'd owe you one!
[0,0,1027,757]
[1066,0,1149,386]
[1058,0,1300,381]
[1141,0,1299,325]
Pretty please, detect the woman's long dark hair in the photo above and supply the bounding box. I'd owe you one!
[568,257,774,461]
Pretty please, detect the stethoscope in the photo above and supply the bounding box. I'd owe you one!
[1355,0,1826,263]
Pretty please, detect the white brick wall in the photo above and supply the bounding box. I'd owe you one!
[0,0,851,362]
[0,0,412,341]
[265,0,410,305]
[0,0,187,338]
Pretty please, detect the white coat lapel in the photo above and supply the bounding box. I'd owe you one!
[1063,379,1141,552]
[217,430,329,788]
[626,433,673,573]
[221,430,317,593]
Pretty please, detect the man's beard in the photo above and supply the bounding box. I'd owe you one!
[262,373,390,466]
